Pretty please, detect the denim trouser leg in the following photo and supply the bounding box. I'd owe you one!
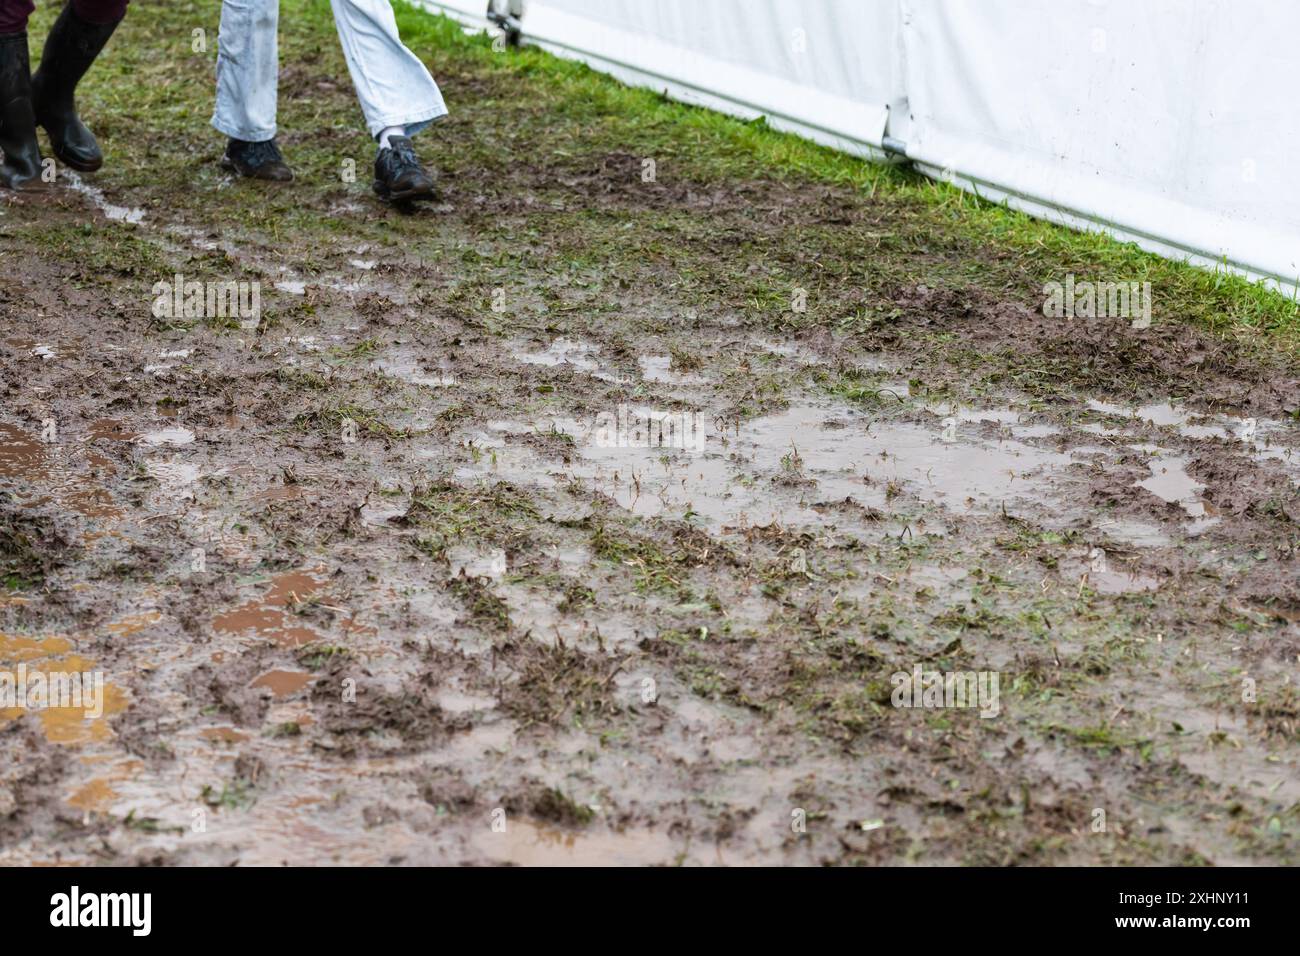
[210,0,278,142]
[329,0,447,139]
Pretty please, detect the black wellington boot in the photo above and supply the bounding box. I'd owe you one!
[0,32,42,189]
[31,2,123,172]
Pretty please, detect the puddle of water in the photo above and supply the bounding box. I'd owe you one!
[512,337,600,372]
[66,776,119,812]
[372,351,457,387]
[1093,517,1172,549]
[0,633,128,745]
[143,457,201,494]
[1089,570,1160,594]
[928,404,1022,426]
[250,669,313,698]
[752,338,819,365]
[0,422,47,478]
[1136,453,1219,533]
[469,819,690,866]
[212,570,330,647]
[89,419,139,442]
[546,401,1085,532]
[639,355,673,382]
[447,546,507,580]
[63,170,145,224]
[65,757,144,813]
[434,688,497,714]
[1091,399,1300,482]
[359,498,408,528]
[201,726,250,744]
[138,426,195,446]
[1011,424,1061,439]
[105,611,162,638]
[0,422,126,520]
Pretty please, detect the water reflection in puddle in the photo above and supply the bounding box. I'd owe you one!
[547,403,1084,532]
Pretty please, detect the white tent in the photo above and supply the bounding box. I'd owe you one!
[419,0,1300,297]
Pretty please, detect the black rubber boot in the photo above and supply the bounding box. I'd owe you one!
[373,136,436,203]
[31,2,123,172]
[0,32,42,189]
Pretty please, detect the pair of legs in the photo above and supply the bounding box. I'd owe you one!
[211,0,447,202]
[0,0,127,188]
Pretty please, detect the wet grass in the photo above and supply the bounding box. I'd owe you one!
[31,0,1299,357]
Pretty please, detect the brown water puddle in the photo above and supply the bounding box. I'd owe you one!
[0,422,48,478]
[212,570,332,647]
[250,669,313,698]
[65,758,144,813]
[87,418,140,442]
[201,726,251,744]
[105,611,162,638]
[0,420,127,520]
[0,633,128,745]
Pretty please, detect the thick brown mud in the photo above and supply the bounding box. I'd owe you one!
[1,95,1298,866]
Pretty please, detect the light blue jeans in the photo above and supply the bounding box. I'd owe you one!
[211,0,448,143]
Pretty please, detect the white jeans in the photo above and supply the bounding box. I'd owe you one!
[211,0,448,142]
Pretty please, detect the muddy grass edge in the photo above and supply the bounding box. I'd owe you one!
[382,0,1300,355]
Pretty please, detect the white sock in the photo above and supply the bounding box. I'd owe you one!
[378,126,405,149]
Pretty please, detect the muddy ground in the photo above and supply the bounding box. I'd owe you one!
[0,1,1297,865]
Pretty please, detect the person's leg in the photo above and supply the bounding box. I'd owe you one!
[329,0,446,201]
[31,0,129,172]
[329,0,446,139]
[211,0,290,180]
[0,0,40,188]
[212,0,276,142]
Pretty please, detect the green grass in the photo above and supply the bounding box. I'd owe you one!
[32,0,1298,355]
[373,2,1300,351]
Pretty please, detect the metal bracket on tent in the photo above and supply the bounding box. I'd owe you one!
[880,136,909,159]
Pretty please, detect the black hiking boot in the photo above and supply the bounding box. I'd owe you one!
[221,137,294,181]
[372,135,435,203]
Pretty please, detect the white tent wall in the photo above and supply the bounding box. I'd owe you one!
[516,0,895,158]
[899,0,1300,295]
[412,0,1300,296]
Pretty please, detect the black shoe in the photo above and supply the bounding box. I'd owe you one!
[373,135,435,203]
[31,3,122,172]
[0,32,42,190]
[221,137,293,181]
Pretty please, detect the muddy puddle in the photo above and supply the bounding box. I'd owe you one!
[469,819,697,866]
[458,395,1225,548]
[3,70,1297,867]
